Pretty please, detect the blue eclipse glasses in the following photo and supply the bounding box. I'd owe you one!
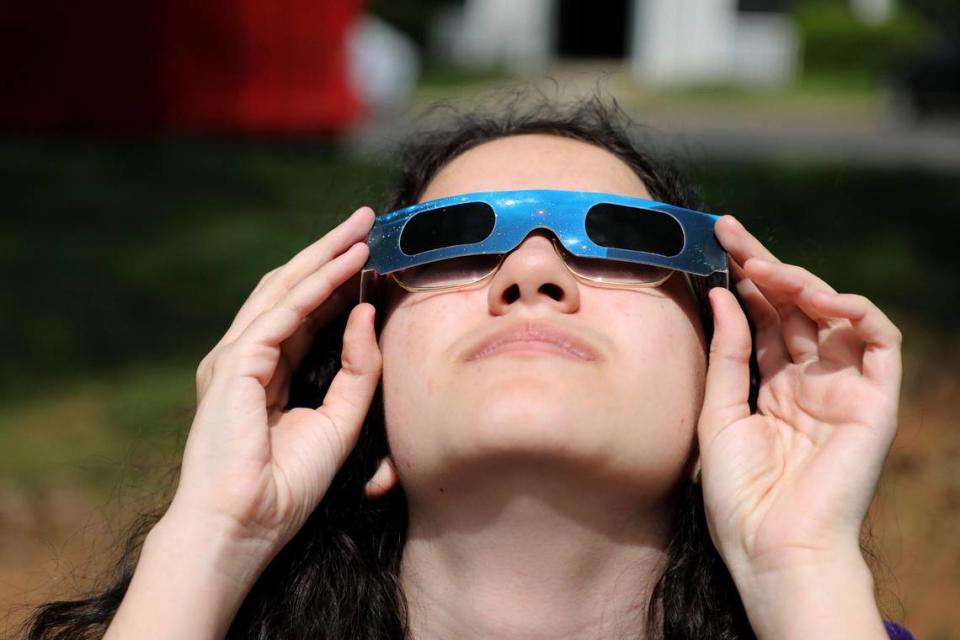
[359,190,729,312]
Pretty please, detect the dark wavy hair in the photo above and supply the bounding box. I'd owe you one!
[18,89,890,640]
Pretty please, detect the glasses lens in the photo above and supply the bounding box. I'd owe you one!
[399,202,496,255]
[393,253,502,289]
[393,200,683,290]
[585,203,684,257]
[556,241,673,285]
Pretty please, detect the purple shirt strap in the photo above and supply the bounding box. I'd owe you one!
[884,620,915,640]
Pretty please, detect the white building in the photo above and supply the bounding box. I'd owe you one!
[431,0,894,88]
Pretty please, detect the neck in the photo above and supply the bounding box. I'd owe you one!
[399,459,678,640]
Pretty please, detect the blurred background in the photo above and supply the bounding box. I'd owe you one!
[1,0,958,636]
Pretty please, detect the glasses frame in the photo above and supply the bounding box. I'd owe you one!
[359,189,728,304]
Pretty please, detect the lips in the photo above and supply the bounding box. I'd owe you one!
[464,319,598,362]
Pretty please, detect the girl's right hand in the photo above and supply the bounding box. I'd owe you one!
[164,205,381,555]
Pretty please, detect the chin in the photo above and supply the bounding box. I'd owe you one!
[454,395,599,457]
[459,361,597,398]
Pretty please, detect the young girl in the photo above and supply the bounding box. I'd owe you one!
[22,94,912,639]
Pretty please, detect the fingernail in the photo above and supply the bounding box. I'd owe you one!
[349,206,370,221]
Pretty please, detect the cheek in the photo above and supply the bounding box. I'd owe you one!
[379,312,427,476]
[605,293,707,449]
[609,291,705,370]
[380,310,434,412]
[378,299,459,464]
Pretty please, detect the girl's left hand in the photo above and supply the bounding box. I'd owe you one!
[696,215,903,582]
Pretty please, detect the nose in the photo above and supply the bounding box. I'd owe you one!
[486,229,581,315]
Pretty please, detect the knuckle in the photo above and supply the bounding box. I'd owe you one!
[285,295,314,321]
[255,267,287,294]
[196,352,210,376]
[892,325,904,345]
[257,269,277,288]
[710,336,751,362]
[849,293,870,307]
[211,343,239,374]
[196,358,210,383]
[196,347,220,382]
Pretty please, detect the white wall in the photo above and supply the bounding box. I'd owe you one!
[432,0,554,73]
[628,0,798,88]
[431,0,800,87]
[629,0,738,86]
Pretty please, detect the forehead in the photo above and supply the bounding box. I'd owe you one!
[419,133,653,202]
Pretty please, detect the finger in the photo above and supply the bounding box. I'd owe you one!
[224,206,375,341]
[278,272,361,371]
[315,302,382,464]
[263,346,296,412]
[227,242,369,388]
[715,216,820,364]
[729,256,790,378]
[745,258,877,369]
[809,292,903,389]
[197,206,373,394]
[743,258,824,363]
[715,215,781,266]
[700,287,753,446]
[197,271,363,401]
[263,278,359,410]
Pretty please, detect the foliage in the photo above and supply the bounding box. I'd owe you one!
[795,0,932,84]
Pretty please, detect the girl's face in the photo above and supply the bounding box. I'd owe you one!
[377,134,707,509]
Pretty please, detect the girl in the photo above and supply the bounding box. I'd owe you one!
[22,93,911,639]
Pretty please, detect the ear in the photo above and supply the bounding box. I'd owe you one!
[686,435,702,485]
[364,456,400,499]
[689,456,702,485]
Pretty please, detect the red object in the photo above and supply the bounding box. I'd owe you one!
[0,0,366,134]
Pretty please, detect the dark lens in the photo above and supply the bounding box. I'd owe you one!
[399,202,496,255]
[585,203,684,257]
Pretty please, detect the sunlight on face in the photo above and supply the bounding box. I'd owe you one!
[378,134,707,508]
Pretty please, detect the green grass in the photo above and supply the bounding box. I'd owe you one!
[795,0,932,85]
[0,137,394,404]
[1,136,958,499]
[691,161,960,333]
[0,362,193,496]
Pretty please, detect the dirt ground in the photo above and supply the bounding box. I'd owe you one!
[2,373,958,639]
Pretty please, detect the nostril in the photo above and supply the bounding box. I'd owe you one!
[503,283,520,304]
[539,283,563,300]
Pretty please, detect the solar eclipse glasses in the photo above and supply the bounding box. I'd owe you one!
[359,189,729,304]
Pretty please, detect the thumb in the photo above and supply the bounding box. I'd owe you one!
[315,303,382,464]
[700,287,753,445]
